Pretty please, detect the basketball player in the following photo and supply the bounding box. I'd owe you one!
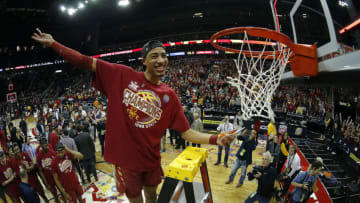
[32,30,238,203]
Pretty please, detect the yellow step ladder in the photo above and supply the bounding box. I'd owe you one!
[157,147,213,203]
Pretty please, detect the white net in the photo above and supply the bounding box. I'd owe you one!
[227,31,292,121]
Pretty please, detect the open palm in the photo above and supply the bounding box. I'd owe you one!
[32,32,55,47]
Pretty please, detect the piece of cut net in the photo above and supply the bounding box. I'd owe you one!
[227,31,292,121]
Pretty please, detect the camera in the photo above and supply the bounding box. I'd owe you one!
[277,169,290,181]
[299,182,312,202]
[247,165,264,181]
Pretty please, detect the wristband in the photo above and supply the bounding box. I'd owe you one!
[51,41,93,71]
[209,134,218,145]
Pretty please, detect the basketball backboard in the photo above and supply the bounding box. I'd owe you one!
[273,0,360,83]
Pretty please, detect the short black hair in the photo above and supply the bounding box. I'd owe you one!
[55,142,65,151]
[141,40,165,59]
[311,160,323,170]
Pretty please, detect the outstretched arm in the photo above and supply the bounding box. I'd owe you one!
[182,128,238,146]
[32,30,96,72]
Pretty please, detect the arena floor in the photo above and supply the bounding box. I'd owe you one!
[19,118,272,202]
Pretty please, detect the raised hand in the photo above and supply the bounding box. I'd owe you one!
[31,29,55,47]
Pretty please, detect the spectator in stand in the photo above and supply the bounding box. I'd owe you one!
[52,143,84,203]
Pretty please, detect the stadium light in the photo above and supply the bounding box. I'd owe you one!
[338,0,348,7]
[68,8,77,16]
[60,5,66,12]
[78,2,85,9]
[118,0,130,7]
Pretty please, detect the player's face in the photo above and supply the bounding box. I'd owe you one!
[56,149,65,158]
[13,146,21,158]
[41,143,48,152]
[8,148,14,158]
[143,47,168,78]
[0,154,6,164]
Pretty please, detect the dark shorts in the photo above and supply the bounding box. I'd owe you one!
[115,165,163,198]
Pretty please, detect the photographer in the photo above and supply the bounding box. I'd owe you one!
[226,129,257,187]
[280,145,301,196]
[245,151,277,203]
[290,159,323,203]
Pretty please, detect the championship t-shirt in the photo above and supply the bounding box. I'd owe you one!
[37,149,57,184]
[51,152,79,189]
[92,60,190,171]
[0,160,20,196]
[11,153,32,176]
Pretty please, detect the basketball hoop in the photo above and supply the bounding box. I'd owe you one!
[210,27,318,121]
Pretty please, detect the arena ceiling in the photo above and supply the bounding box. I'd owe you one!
[1,0,355,50]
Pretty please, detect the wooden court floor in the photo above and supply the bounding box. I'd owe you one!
[22,119,276,202]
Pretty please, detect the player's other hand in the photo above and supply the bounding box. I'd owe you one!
[32,31,55,47]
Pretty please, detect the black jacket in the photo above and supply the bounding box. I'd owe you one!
[235,135,257,165]
[257,165,277,198]
[74,132,95,161]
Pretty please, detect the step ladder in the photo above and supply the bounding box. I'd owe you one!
[157,147,213,203]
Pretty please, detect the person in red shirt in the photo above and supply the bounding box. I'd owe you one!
[52,143,84,203]
[0,150,21,203]
[10,144,48,202]
[49,127,59,151]
[37,137,60,203]
[0,129,6,153]
[32,31,238,203]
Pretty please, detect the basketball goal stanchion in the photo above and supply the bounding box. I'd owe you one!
[157,147,213,203]
[210,27,318,121]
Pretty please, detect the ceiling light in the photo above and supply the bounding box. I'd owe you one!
[68,8,77,16]
[338,0,348,7]
[118,0,130,7]
[193,12,203,18]
[55,70,63,73]
[78,3,85,9]
[60,5,66,12]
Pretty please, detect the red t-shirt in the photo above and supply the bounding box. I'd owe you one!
[0,130,6,153]
[37,148,57,184]
[11,153,32,176]
[49,133,59,150]
[0,160,19,195]
[51,152,79,189]
[92,60,190,171]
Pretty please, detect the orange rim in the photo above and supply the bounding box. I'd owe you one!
[210,27,294,58]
